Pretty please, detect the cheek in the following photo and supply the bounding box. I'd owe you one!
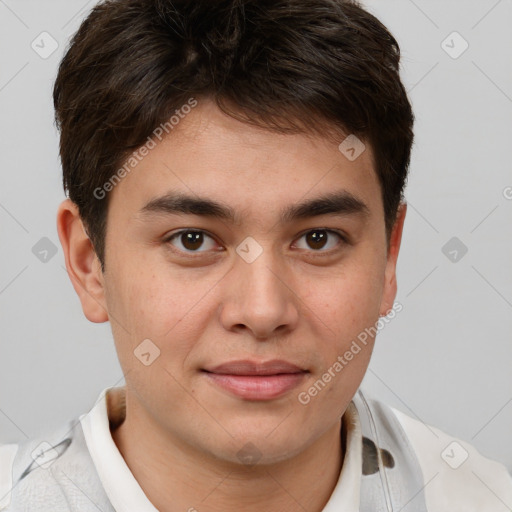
[108,251,192,330]
[304,259,385,339]
[107,263,222,366]
[297,267,383,415]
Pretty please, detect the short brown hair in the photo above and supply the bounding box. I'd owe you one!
[53,0,414,271]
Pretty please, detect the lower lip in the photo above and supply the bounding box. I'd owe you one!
[203,372,307,400]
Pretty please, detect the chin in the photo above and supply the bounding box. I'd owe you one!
[211,428,308,466]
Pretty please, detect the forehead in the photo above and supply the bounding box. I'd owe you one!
[107,100,382,224]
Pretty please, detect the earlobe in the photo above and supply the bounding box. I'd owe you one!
[56,199,109,323]
[379,202,407,317]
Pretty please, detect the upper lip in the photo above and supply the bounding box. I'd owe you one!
[203,359,307,376]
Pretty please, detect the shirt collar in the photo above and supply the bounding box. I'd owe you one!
[80,387,159,511]
[80,386,361,511]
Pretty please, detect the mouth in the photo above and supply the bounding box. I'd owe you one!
[201,359,309,401]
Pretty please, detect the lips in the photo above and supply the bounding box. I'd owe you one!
[204,359,306,376]
[202,359,308,400]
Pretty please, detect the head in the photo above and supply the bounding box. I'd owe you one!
[56,0,413,466]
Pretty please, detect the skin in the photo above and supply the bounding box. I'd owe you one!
[57,99,406,512]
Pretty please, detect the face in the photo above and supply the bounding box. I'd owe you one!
[63,99,404,466]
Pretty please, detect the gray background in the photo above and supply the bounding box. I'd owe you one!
[1,0,511,473]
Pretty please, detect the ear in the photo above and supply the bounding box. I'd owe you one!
[379,202,407,317]
[56,199,109,323]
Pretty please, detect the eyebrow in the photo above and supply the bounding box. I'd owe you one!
[138,190,370,224]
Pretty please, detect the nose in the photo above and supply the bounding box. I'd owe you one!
[219,246,300,340]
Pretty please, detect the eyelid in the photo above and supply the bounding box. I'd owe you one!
[294,227,348,242]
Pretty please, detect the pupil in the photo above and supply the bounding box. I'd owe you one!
[182,231,203,250]
[307,230,327,250]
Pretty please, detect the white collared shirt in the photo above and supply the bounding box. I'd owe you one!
[2,386,512,511]
[79,387,362,511]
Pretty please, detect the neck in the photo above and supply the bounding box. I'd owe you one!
[111,394,344,512]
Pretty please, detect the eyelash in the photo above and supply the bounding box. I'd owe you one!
[163,228,349,258]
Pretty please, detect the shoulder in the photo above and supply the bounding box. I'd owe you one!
[0,416,113,511]
[388,403,512,511]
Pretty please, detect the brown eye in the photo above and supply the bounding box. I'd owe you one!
[166,230,218,253]
[294,229,345,252]
[181,231,204,250]
[306,230,328,250]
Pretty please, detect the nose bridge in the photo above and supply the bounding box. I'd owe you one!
[242,252,284,307]
[220,237,299,338]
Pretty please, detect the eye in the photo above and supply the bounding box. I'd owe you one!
[164,230,220,254]
[293,229,346,252]
[164,228,347,257]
